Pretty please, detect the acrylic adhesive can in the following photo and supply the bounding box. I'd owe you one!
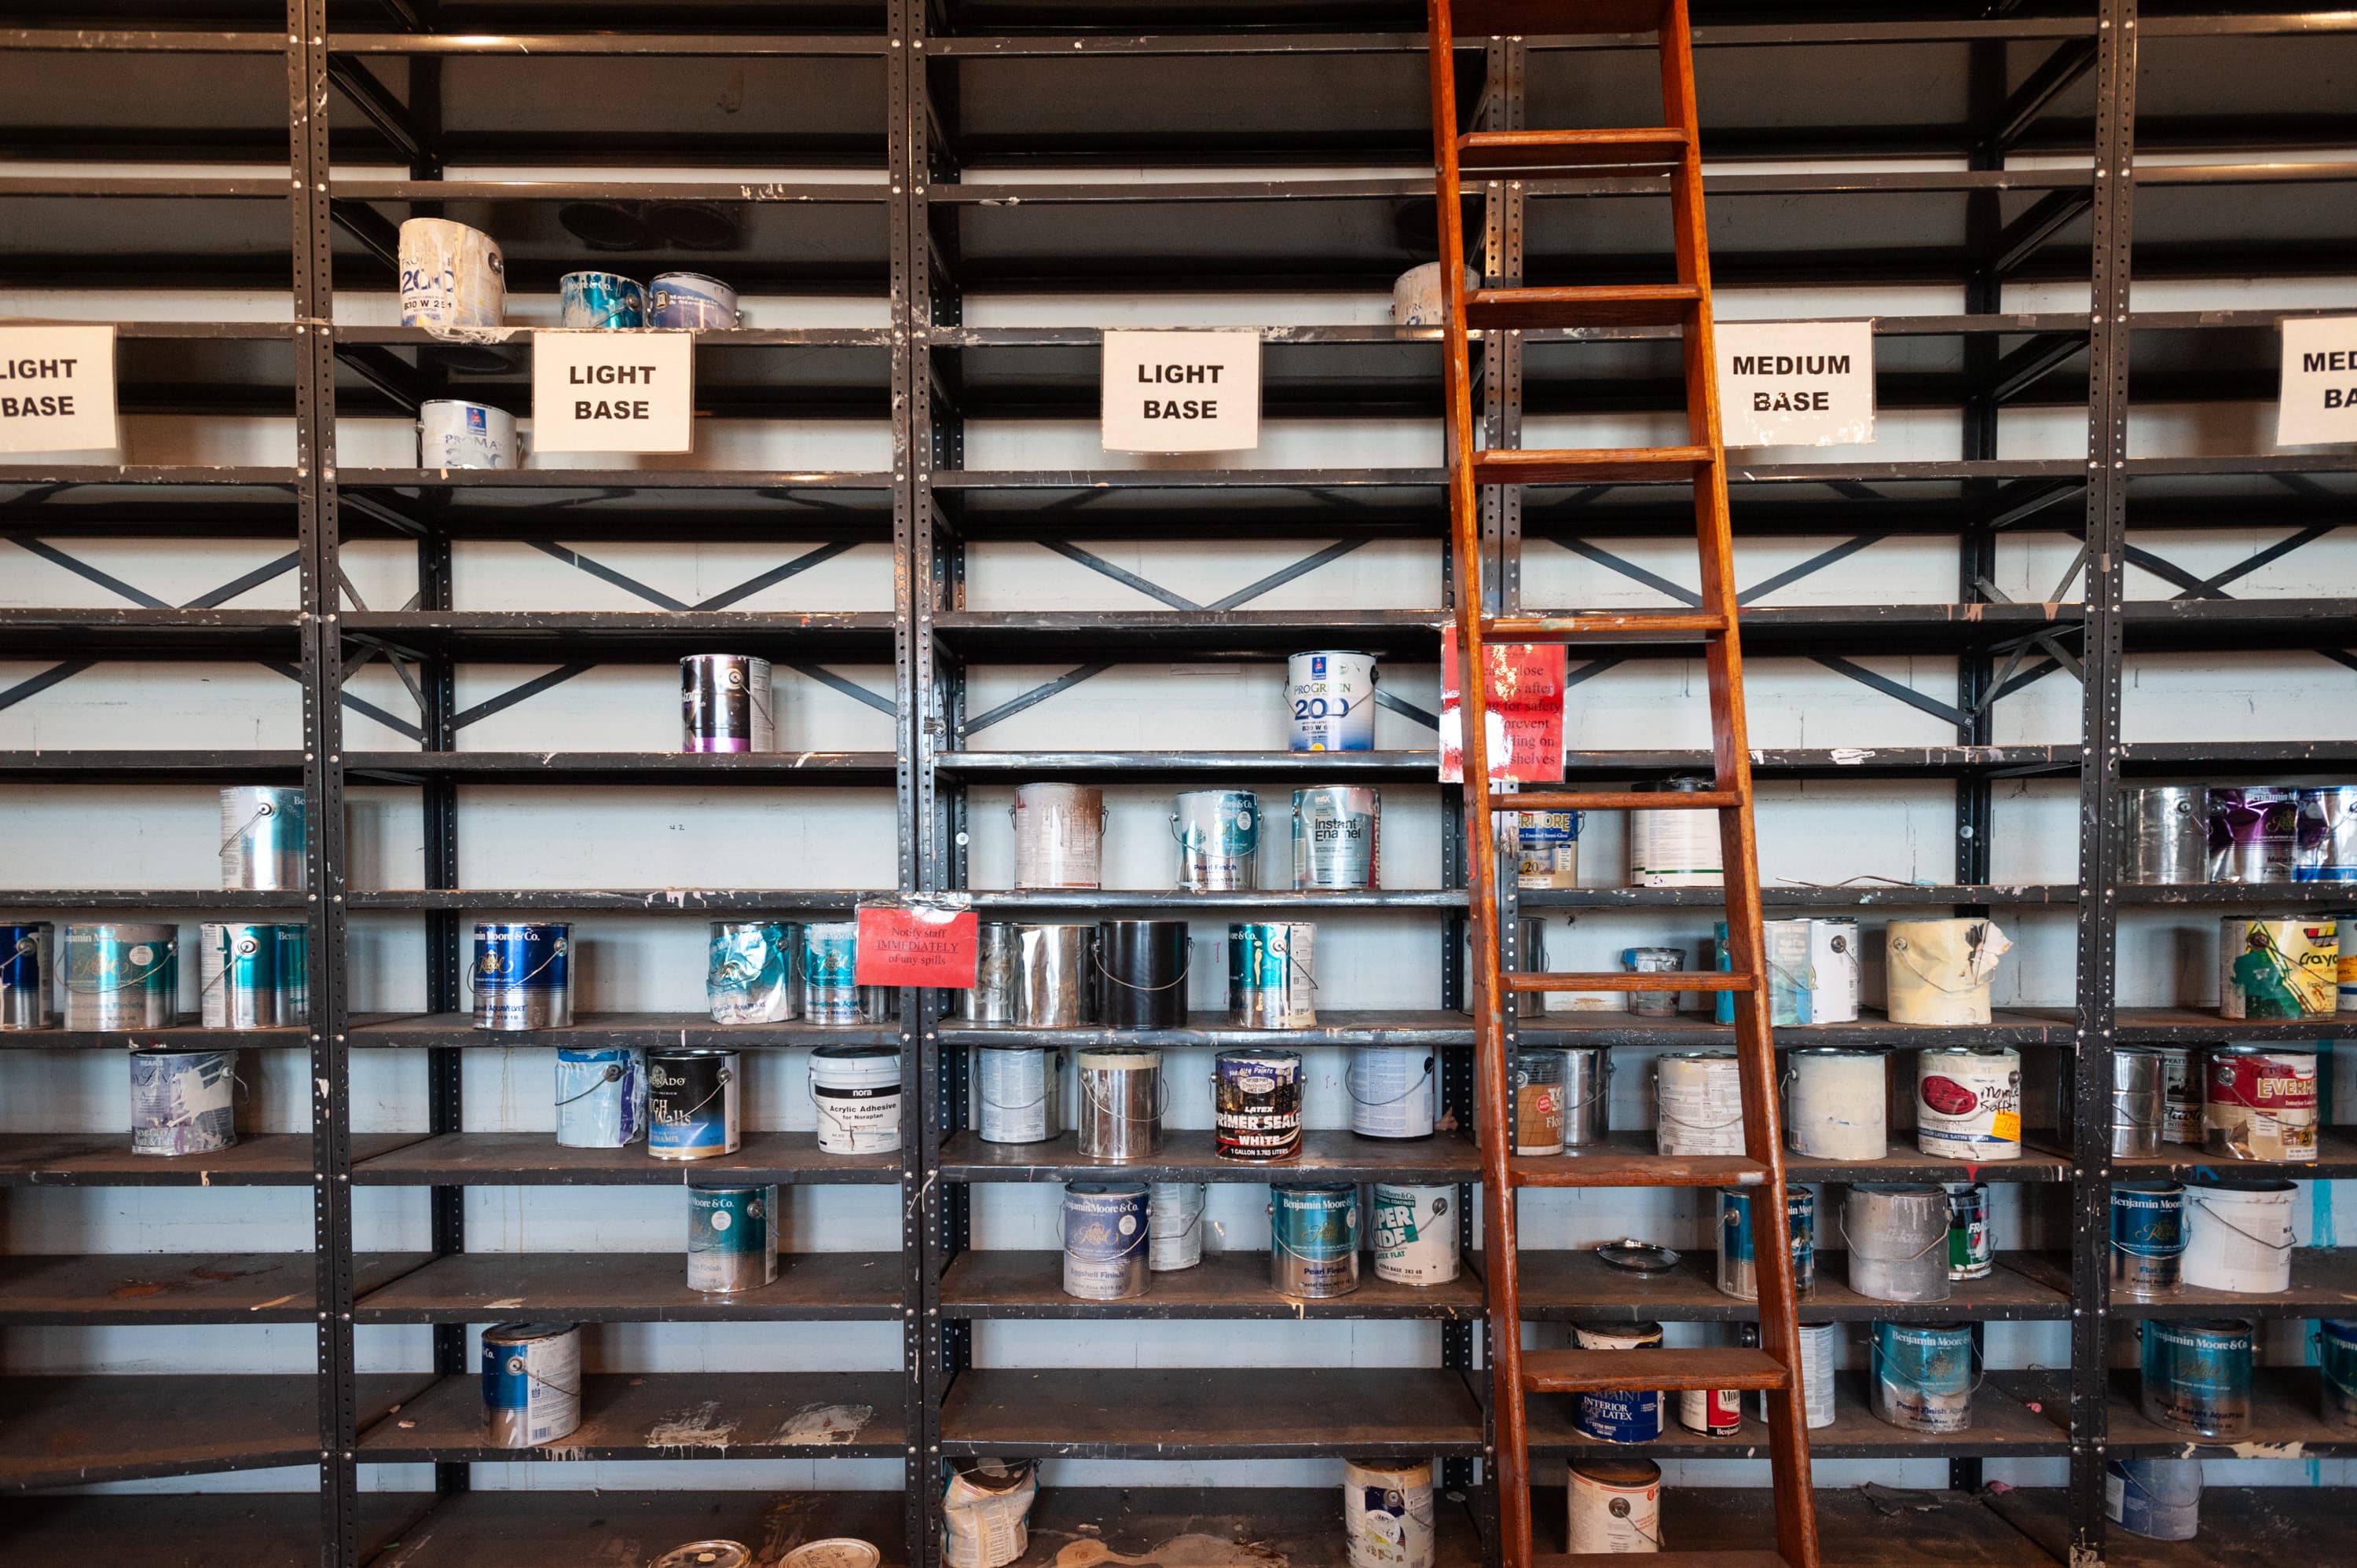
[417,399,517,469]
[1843,1184,1952,1304]
[2139,1318,2253,1438]
[708,920,800,1024]
[554,1046,645,1148]
[218,786,306,891]
[2204,1044,2318,1161]
[1915,1045,2022,1160]
[64,922,176,1031]
[1292,786,1380,889]
[1173,789,1259,891]
[1148,1181,1205,1271]
[2183,1178,2296,1294]
[647,1047,740,1160]
[1655,1050,1744,1157]
[1571,1321,1664,1444]
[680,654,774,753]
[129,1047,237,1156]
[1215,1047,1303,1162]
[1343,1456,1435,1568]
[1945,1182,1993,1283]
[1871,1322,1974,1434]
[400,217,504,329]
[811,1046,901,1156]
[2110,1182,2187,1297]
[471,922,570,1031]
[1013,783,1104,889]
[1784,1046,1886,1160]
[2217,915,2336,1020]
[1567,1458,1661,1555]
[1348,1046,1435,1140]
[1270,1182,1358,1298]
[1061,1181,1149,1301]
[975,1045,1061,1145]
[688,1185,778,1294]
[1372,1183,1458,1287]
[1288,650,1377,751]
[480,1322,580,1448]
[1716,1185,1816,1302]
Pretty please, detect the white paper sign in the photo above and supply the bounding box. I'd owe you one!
[1716,319,1876,448]
[531,329,695,453]
[2277,316,2357,447]
[0,324,119,454]
[1102,329,1260,454]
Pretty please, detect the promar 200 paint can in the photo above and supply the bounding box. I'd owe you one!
[688,1185,778,1294]
[400,217,504,329]
[681,655,775,753]
[480,1323,580,1447]
[418,399,518,469]
[472,922,570,1031]
[555,1047,646,1148]
[1288,650,1377,751]
[648,1047,741,1160]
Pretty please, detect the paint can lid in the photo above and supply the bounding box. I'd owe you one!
[782,1541,880,1568]
[1593,1240,1680,1276]
[1569,1456,1663,1486]
[651,1542,751,1568]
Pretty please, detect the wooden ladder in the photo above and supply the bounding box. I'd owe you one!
[1426,4,1821,1566]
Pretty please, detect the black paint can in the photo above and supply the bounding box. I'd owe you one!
[1093,920,1189,1029]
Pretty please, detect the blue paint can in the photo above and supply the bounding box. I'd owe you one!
[709,920,801,1024]
[472,922,570,1031]
[555,1046,646,1148]
[1870,1322,1974,1433]
[0,922,50,1030]
[559,270,646,329]
[272,924,308,1027]
[198,921,277,1029]
[2108,1457,2201,1541]
[1270,1182,1358,1299]
[480,1322,580,1448]
[688,1185,779,1294]
[2110,1182,2186,1296]
[1571,1321,1663,1443]
[2139,1318,2252,1438]
[650,271,740,329]
[1714,1185,1815,1301]
[647,1047,740,1161]
[801,920,892,1025]
[2319,1319,2357,1432]
[1061,1181,1149,1301]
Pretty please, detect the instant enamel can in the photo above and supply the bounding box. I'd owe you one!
[218,786,306,891]
[417,398,517,469]
[2209,786,2300,882]
[1013,783,1104,889]
[471,922,570,1031]
[2183,1178,2296,1293]
[129,1047,237,1156]
[554,1046,645,1148]
[1516,810,1582,889]
[399,217,504,329]
[1844,1184,1952,1304]
[273,924,307,1027]
[975,1045,1061,1145]
[707,920,800,1024]
[1288,650,1377,752]
[1784,1046,1887,1160]
[2124,786,2209,885]
[687,1185,778,1294]
[2109,1457,2202,1542]
[1061,1181,1149,1301]
[1270,1182,1358,1298]
[811,1046,901,1156]
[1148,1181,1205,1271]
[2205,1044,2318,1161]
[198,921,276,1029]
[559,270,645,329]
[1871,1322,1974,1434]
[2321,1319,2357,1431]
[2218,915,2337,1020]
[1348,1046,1435,1140]
[1343,1456,1435,1568]
[1512,1048,1568,1156]
[1655,1050,1744,1157]
[2110,1182,2187,1296]
[1886,918,2009,1026]
[962,922,1021,1023]
[64,922,177,1030]
[1215,1047,1303,1162]
[1292,786,1380,889]
[480,1323,580,1449]
[680,654,774,753]
[2140,1319,2253,1438]
[1230,921,1316,1028]
[1076,1048,1161,1161]
[1094,920,1187,1029]
[1172,789,1258,891]
[1716,1185,1815,1301]
[1629,777,1722,886]
[647,1047,740,1160]
[1944,1182,1992,1282]
[650,271,739,329]
[1567,1459,1661,1555]
[1915,1045,2022,1160]
[2300,786,2357,880]
[0,922,51,1029]
[2108,1046,2165,1157]
[1372,1183,1458,1287]
[1571,1321,1663,1444]
[802,921,894,1027]
[2157,1045,2204,1145]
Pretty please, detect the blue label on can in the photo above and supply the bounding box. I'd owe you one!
[1064,1185,1149,1265]
[1575,1387,1663,1444]
[1272,1183,1356,1294]
[555,1047,644,1147]
[476,925,568,992]
[802,924,861,1022]
[2322,1320,2357,1421]
[559,271,647,330]
[2111,1187,2186,1273]
[0,925,42,991]
[2142,1321,2252,1434]
[690,1186,772,1257]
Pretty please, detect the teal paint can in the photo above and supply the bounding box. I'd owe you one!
[2139,1318,2253,1438]
[1270,1182,1358,1299]
[1870,1321,1974,1433]
[687,1185,779,1294]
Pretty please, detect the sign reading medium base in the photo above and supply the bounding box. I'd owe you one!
[1102,329,1260,454]
[1716,320,1876,449]
[532,329,695,453]
[0,324,118,455]
[2278,316,2357,447]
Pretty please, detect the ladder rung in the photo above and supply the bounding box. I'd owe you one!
[1482,611,1727,643]
[1457,126,1686,175]
[1522,1347,1790,1395]
[1505,789,1739,813]
[1538,1554,1792,1568]
[1451,1,1670,38]
[1503,971,1755,994]
[1472,446,1712,485]
[1511,1152,1766,1189]
[1465,283,1703,330]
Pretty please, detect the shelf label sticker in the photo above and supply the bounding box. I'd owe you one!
[856,899,979,989]
[2277,316,2357,446]
[1102,329,1260,453]
[1439,627,1567,784]
[531,329,695,453]
[1716,319,1875,448]
[0,324,118,455]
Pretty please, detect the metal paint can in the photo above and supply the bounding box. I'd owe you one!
[1620,947,1684,1017]
[129,1047,237,1156]
[1512,1048,1567,1156]
[1013,783,1104,889]
[1716,1185,1815,1301]
[559,270,646,330]
[1349,1046,1436,1140]
[1562,1047,1611,1150]
[781,1543,874,1568]
[1215,1047,1303,1162]
[1148,1181,1205,1271]
[1566,1458,1661,1555]
[1230,921,1317,1028]
[2209,786,2300,883]
[2124,786,2209,885]
[471,922,570,1031]
[1372,1183,1458,1287]
[64,922,177,1030]
[1094,920,1187,1029]
[647,1047,741,1160]
[2204,1044,2319,1161]
[554,1046,645,1148]
[976,1045,1061,1145]
[2108,1046,2165,1158]
[687,1185,778,1294]
[708,920,801,1024]
[1944,1182,1993,1283]
[2139,1318,2253,1438]
[399,217,504,329]
[1655,1050,1744,1157]
[1076,1048,1161,1161]
[1806,918,1863,1024]
[273,924,308,1027]
[417,398,517,469]
[811,1046,901,1156]
[1288,650,1377,752]
[2183,1177,2296,1293]
[1792,1321,1840,1429]
[198,922,276,1029]
[1516,810,1582,889]
[1783,1046,1887,1160]
[1270,1181,1358,1298]
[1915,1045,2022,1160]
[1061,1181,1149,1300]
[1011,923,1092,1027]
[479,1323,580,1448]
[664,1544,755,1568]
[802,921,895,1027]
[1886,918,2007,1026]
[1343,1456,1435,1568]
[1629,777,1722,886]
[218,786,306,891]
[2341,921,2357,1012]
[1843,1184,1952,1303]
[1870,1322,1974,1434]
[1571,1321,1663,1444]
[1172,789,1259,891]
[680,654,775,754]
[2320,1319,2357,1432]
[2217,915,2337,1020]
[0,922,52,1029]
[962,922,1022,1023]
[2110,1182,2187,1297]
[1464,916,1545,1019]
[1717,918,1811,1025]
[1678,1385,1743,1438]
[2156,1045,2203,1145]
[1292,786,1380,889]
[650,271,740,329]
[2108,1457,2202,1542]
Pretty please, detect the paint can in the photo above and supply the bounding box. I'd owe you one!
[129,1047,237,1156]
[1148,1181,1205,1271]
[218,786,306,891]
[1288,650,1378,752]
[680,654,775,753]
[1230,921,1317,1028]
[1915,1045,2022,1161]
[1677,1384,1743,1438]
[650,271,739,329]
[1061,1181,1149,1301]
[554,1046,645,1148]
[1571,1321,1664,1444]
[1886,918,2009,1026]
[687,1185,778,1294]
[1655,1050,1745,1157]
[975,1045,1061,1145]
[2341,921,2357,1012]
[2108,1457,2202,1542]
[2209,786,2300,883]
[2183,1177,2296,1293]
[801,921,895,1027]
[1464,916,1545,1019]
[1870,1322,1974,1434]
[1391,262,1477,328]
[2320,1319,2357,1432]
[471,922,570,1031]
[1783,1046,1887,1160]
[811,1046,901,1156]
[1293,786,1381,889]
[273,924,307,1027]
[1621,947,1685,1017]
[1013,783,1105,889]
[1516,810,1582,889]
[2110,1182,2187,1297]
[63,922,176,1030]
[1629,777,1722,886]
[559,270,645,329]
[1944,1182,1993,1282]
[1559,1046,1611,1149]
[1566,1458,1661,1555]
[647,1047,741,1160]
[781,1544,874,1568]
[2156,1045,2204,1145]
[1215,1047,1303,1162]
[1076,1048,1161,1161]
[1348,1046,1436,1140]
[1512,1049,1568,1156]
[0,922,52,1029]
[940,1459,1036,1568]
[962,922,1022,1023]
[2139,1318,2253,1438]
[2217,914,2337,1020]
[1372,1183,1459,1287]
[2204,1044,2319,1161]
[1094,920,1188,1029]
[707,920,800,1024]
[664,1544,755,1568]
[1172,789,1259,891]
[1270,1182,1359,1298]
[1842,1184,1952,1304]
[417,398,517,469]
[1716,1185,1815,1301]
[399,217,504,329]
[1791,1322,1841,1429]
[2124,786,2209,885]
[481,1323,580,1448]
[2108,1046,2165,1158]
[1009,923,1092,1027]
[1805,918,1863,1023]
[199,922,277,1029]
[1343,1456,1435,1568]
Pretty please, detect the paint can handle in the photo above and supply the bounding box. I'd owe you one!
[1867,1332,1987,1396]
[64,949,175,996]
[1887,939,1989,995]
[1345,1053,1435,1107]
[976,1053,1058,1114]
[1089,947,1191,992]
[218,800,279,857]
[1556,1054,1615,1117]
[2190,1195,2302,1251]
[1837,1207,1952,1264]
[1081,1064,1167,1122]
[465,936,568,998]
[553,1061,628,1108]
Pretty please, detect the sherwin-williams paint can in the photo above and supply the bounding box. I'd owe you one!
[2205,1044,2319,1161]
[2218,916,2337,1020]
[2140,1318,2253,1438]
[1784,1046,1887,1160]
[1571,1321,1663,1443]
[2184,1178,2296,1293]
[1008,923,1091,1028]
[472,922,570,1031]
[0,922,51,1029]
[1567,1458,1661,1555]
[555,1046,646,1148]
[417,398,517,469]
[650,271,739,329]
[399,217,504,328]
[1013,783,1105,889]
[2110,1182,2187,1296]
[1844,1184,1952,1303]
[810,1046,901,1156]
[1270,1181,1359,1298]
[802,921,894,1027]
[708,920,800,1024]
[1871,1322,1974,1434]
[1215,1047,1303,1162]
[1230,921,1316,1028]
[219,786,306,891]
[199,921,277,1029]
[2108,1457,2202,1542]
[2295,786,2357,880]
[1915,1045,2022,1160]
[962,922,1021,1023]
[1629,777,1721,887]
[2320,1319,2357,1432]
[2124,786,2209,885]
[2209,786,2300,883]
[1076,1048,1160,1161]
[1173,789,1258,891]
[680,654,774,753]
[1516,810,1582,889]
[647,1047,740,1160]
[1343,1456,1435,1568]
[1621,947,1684,1017]
[1716,1185,1815,1301]
[2156,1045,2204,1145]
[1148,1181,1205,1271]
[1061,1181,1149,1300]
[1512,1048,1567,1156]
[1372,1183,1458,1287]
[129,1047,237,1156]
[1655,1050,1744,1157]
[480,1323,580,1448]
[976,1045,1061,1145]
[273,924,307,1027]
[559,270,645,329]
[64,922,176,1030]
[1288,650,1377,751]
[2108,1046,2165,1157]
[1094,920,1187,1029]
[1945,1182,1993,1283]
[1293,786,1380,889]
[687,1185,778,1294]
[1886,918,2007,1026]
[1348,1046,1435,1140]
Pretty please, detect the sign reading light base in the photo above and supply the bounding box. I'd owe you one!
[2277,316,2357,447]
[532,328,695,453]
[0,324,118,455]
[1715,319,1876,449]
[1102,329,1260,454]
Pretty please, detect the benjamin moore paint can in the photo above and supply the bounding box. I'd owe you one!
[648,1047,741,1160]
[810,1046,901,1156]
[2209,786,2300,882]
[1571,1321,1663,1443]
[129,1047,237,1156]
[472,922,570,1031]
[1629,777,1721,886]
[198,921,277,1029]
[1149,1181,1205,1271]
[1784,1046,1886,1160]
[2183,1178,2296,1293]
[2109,1457,2202,1542]
[559,270,646,329]
[2124,786,2209,885]
[1567,1459,1661,1555]
[2110,1182,2187,1296]
[2320,1320,2357,1432]
[975,1045,1061,1145]
[2140,1318,2253,1438]
[1076,1048,1160,1161]
[1094,920,1188,1029]
[1915,1045,2022,1160]
[650,271,740,329]
[1945,1182,1993,1283]
[272,925,308,1027]
[400,217,504,328]
[1215,1047,1303,1162]
[1844,1184,1952,1303]
[1230,921,1317,1028]
[709,921,800,1024]
[1172,789,1258,890]
[681,654,774,753]
[555,1046,645,1148]
[1871,1322,1974,1434]
[480,1323,580,1448]
[64,922,176,1030]
[1293,786,1380,888]
[1348,1046,1436,1140]
[1372,1184,1458,1287]
[687,1185,778,1294]
[1655,1050,1744,1157]
[1516,810,1582,889]
[218,786,305,891]
[1013,783,1105,889]
[1716,1185,1815,1301]
[418,399,517,469]
[1288,650,1377,751]
[1061,1181,1149,1300]
[2205,1045,2318,1161]
[1270,1182,1358,1298]
[1343,1456,1435,1568]
[2218,916,2337,1020]
[0,923,51,1030]
[2294,786,2357,881]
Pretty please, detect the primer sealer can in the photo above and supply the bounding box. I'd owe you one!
[687,1185,778,1294]
[417,399,517,470]
[1215,1047,1303,1162]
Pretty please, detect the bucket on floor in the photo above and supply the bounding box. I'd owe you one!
[1571,1321,1664,1444]
[1293,786,1380,889]
[1230,921,1317,1028]
[1372,1183,1458,1287]
[1061,1181,1149,1301]
[811,1045,901,1156]
[471,922,570,1031]
[708,920,800,1024]
[1870,1321,1975,1433]
[1886,918,2009,1026]
[555,1046,645,1149]
[941,1459,1036,1568]
[2217,915,2337,1020]
[1094,919,1188,1029]
[1013,783,1105,890]
[2183,1178,2296,1293]
[2139,1318,2253,1438]
[129,1047,238,1156]
[218,786,306,891]
[1148,1181,1205,1271]
[1784,1046,1887,1160]
[2124,786,2209,885]
[1172,789,1259,891]
[1915,1045,2022,1161]
[687,1185,778,1295]
[1844,1184,1952,1304]
[1270,1182,1358,1298]
[1215,1047,1303,1162]
[2108,1457,2201,1542]
[64,922,177,1031]
[647,1047,741,1161]
[2204,1045,2319,1162]
[1343,1456,1435,1568]
[480,1322,580,1448]
[1655,1050,1744,1157]
[2110,1182,2187,1297]
[1076,1048,1161,1161]
[976,1045,1061,1145]
[1349,1046,1436,1140]
[1566,1459,1661,1555]
[1288,650,1377,752]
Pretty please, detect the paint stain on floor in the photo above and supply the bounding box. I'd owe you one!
[1051,1533,1289,1568]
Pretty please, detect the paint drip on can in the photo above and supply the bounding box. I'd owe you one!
[688,1185,779,1294]
[219,786,305,891]
[2155,1045,2203,1145]
[1516,810,1582,889]
[2205,1045,2318,1161]
[400,217,504,329]
[1348,1046,1435,1140]
[1655,1050,1744,1157]
[812,1046,902,1156]
[559,270,645,329]
[2140,1318,2253,1438]
[1567,1459,1661,1555]
[1915,1045,2022,1160]
[1944,1182,1993,1282]
[1621,947,1684,1017]
[1717,1185,1815,1301]
[650,272,739,329]
[1571,1321,1664,1443]
[64,923,176,1031]
[709,920,800,1024]
[1784,1046,1887,1160]
[2124,786,2209,885]
[1372,1183,1458,1287]
[648,1047,741,1160]
[1061,1182,1149,1300]
[975,1046,1061,1145]
[480,1323,579,1448]
[1270,1182,1358,1298]
[418,399,518,469]
[2108,1457,2201,1542]
[1215,1047,1303,1162]
[1293,786,1380,889]
[1844,1184,1952,1304]
[1629,778,1722,886]
[1288,650,1377,751]
[1343,1456,1435,1568]
[472,922,570,1031]
[2110,1182,2186,1297]
[555,1047,645,1148]
[1148,1181,1205,1271]
[130,1047,237,1156]
[1172,789,1258,891]
[2209,786,2300,882]
[1230,921,1316,1028]
[1871,1322,1974,1434]
[681,654,774,753]
[2184,1178,2296,1294]
[2319,1319,2357,1433]
[199,921,277,1029]
[2218,916,2337,1020]
[1886,918,2010,1026]
[1076,1049,1161,1162]
[1013,783,1105,890]
[0,922,52,1030]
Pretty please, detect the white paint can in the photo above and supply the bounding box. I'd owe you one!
[1391,263,1477,328]
[1629,778,1723,887]
[1747,1321,1839,1429]
[975,1046,1061,1145]
[1147,1181,1205,1271]
[1915,1045,2022,1161]
[1372,1183,1459,1287]
[1806,918,1863,1024]
[418,399,518,470]
[1567,1458,1661,1555]
[1348,1046,1437,1139]
[809,1046,901,1156]
[1288,650,1377,752]
[2183,1178,2297,1294]
[1655,1050,1746,1157]
[1343,1456,1435,1568]
[398,216,504,328]
[1886,918,2011,1026]
[1784,1046,1887,1160]
[1012,783,1104,889]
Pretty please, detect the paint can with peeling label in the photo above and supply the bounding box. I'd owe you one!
[1655,1050,1744,1157]
[941,1459,1036,1568]
[2209,786,2300,882]
[802,921,895,1027]
[219,786,306,891]
[1076,1048,1161,1161]
[2139,1318,2253,1438]
[480,1322,579,1448]
[2124,786,2209,885]
[1629,777,1722,886]
[975,1045,1061,1145]
[1870,1321,1974,1434]
[708,920,800,1024]
[1348,1046,1435,1141]
[1148,1181,1205,1271]
[1844,1184,1951,1304]
[555,1046,644,1148]
[418,398,517,469]
[1061,1181,1149,1301]
[0,923,52,1030]
[1571,1321,1663,1443]
[1014,783,1105,890]
[1915,1045,2022,1160]
[1567,1459,1661,1555]
[64,922,177,1030]
[400,217,504,328]
[130,1047,237,1156]
[2156,1045,2204,1145]
[2205,1044,2318,1161]
[1343,1456,1435,1568]
[2184,1177,2296,1293]
[681,654,774,754]
[1944,1182,1993,1283]
[199,921,277,1029]
[1230,921,1317,1028]
[811,1046,901,1156]
[1288,650,1378,752]
[1215,1047,1303,1162]
[687,1184,778,1294]
[1717,1185,1814,1301]
[647,1046,740,1160]
[2110,1182,2186,1297]
[559,270,645,330]
[1372,1183,1458,1287]
[1294,786,1380,889]
[1784,1046,1887,1160]
[1270,1181,1358,1298]
[471,922,570,1031]
[1172,789,1259,891]
[2109,1457,2202,1542]
[2218,915,2337,1020]
[1516,810,1582,889]
[1621,947,1684,1017]
[2319,1319,2357,1432]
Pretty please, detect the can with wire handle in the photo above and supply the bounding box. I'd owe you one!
[647,1047,740,1160]
[687,1185,778,1294]
[480,1322,580,1448]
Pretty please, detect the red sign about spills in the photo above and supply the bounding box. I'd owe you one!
[856,903,978,988]
[1439,627,1567,784]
